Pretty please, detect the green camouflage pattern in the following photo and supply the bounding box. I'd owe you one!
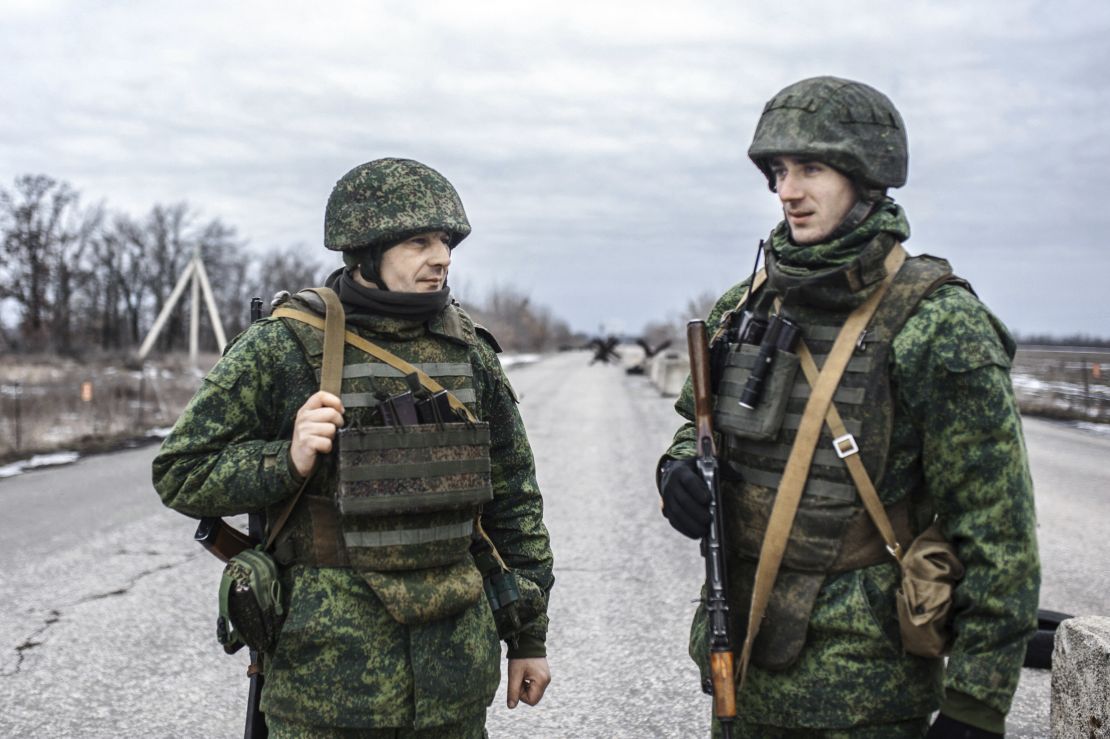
[665,208,1038,729]
[712,714,929,738]
[268,711,487,738]
[152,300,552,729]
[749,76,908,191]
[325,158,471,252]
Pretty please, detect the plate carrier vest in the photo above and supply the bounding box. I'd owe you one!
[274,291,495,624]
[711,252,967,669]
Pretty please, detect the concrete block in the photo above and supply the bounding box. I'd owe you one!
[651,351,688,397]
[1051,616,1110,738]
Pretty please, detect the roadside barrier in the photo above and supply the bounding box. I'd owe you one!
[1050,615,1110,738]
[650,351,688,397]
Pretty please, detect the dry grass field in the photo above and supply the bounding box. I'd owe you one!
[1,345,1107,465]
[0,354,215,464]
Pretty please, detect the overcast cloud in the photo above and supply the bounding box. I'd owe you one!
[3,0,1108,335]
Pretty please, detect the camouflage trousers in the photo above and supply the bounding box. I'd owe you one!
[267,711,487,739]
[711,715,929,738]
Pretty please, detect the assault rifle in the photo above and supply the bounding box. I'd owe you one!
[194,295,268,739]
[687,319,737,738]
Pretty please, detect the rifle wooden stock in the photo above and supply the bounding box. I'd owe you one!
[687,321,716,458]
[687,319,737,736]
[194,516,256,562]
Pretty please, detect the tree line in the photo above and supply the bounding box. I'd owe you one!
[0,174,574,357]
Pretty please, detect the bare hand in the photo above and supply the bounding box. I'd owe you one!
[290,391,344,478]
[506,657,550,709]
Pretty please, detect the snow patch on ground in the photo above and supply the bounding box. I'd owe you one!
[501,353,542,370]
[1073,421,1110,436]
[1012,373,1110,401]
[0,451,81,479]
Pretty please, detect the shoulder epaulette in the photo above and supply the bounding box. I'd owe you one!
[473,324,502,354]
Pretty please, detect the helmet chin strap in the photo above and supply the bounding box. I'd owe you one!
[826,198,877,241]
[344,246,391,291]
[358,258,389,292]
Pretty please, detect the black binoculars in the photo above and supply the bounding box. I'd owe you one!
[738,314,800,410]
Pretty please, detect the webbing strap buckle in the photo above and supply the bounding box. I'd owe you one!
[832,433,859,459]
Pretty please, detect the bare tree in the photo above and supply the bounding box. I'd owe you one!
[88,213,151,349]
[684,290,720,323]
[51,202,104,354]
[250,244,330,301]
[465,284,573,353]
[639,290,721,350]
[0,175,86,351]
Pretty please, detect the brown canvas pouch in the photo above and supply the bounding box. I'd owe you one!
[895,523,964,657]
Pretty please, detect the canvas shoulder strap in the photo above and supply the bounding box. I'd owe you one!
[263,287,346,551]
[736,244,906,689]
[272,303,479,424]
[796,346,905,561]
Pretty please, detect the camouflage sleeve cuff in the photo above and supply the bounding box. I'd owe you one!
[939,689,1005,734]
[281,443,306,485]
[264,439,304,496]
[507,632,547,659]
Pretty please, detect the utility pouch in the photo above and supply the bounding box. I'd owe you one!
[337,422,493,517]
[217,547,284,654]
[895,523,964,657]
[713,343,800,441]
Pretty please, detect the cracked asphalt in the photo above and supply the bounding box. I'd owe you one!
[1,351,1106,737]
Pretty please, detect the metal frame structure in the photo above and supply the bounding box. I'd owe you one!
[137,247,227,365]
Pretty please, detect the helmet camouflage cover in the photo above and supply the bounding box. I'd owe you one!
[324,158,471,252]
[748,76,908,191]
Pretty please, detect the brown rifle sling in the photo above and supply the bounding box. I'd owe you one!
[795,344,905,562]
[264,287,346,551]
[736,244,906,690]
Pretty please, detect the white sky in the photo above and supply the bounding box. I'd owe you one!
[3,0,1108,335]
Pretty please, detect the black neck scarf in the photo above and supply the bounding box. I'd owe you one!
[325,268,451,322]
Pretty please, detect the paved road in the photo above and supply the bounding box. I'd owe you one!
[1,351,1106,737]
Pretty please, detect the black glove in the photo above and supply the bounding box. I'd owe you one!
[926,714,1003,739]
[659,459,712,539]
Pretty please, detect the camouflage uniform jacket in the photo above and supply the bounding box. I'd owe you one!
[665,206,1039,731]
[153,299,553,729]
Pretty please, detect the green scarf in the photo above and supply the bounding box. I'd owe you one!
[765,199,911,310]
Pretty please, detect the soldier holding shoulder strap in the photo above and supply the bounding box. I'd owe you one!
[154,158,553,738]
[658,77,1038,737]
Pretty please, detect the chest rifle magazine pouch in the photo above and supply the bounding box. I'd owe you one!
[895,523,964,657]
[217,547,284,654]
[336,422,494,624]
[713,343,800,441]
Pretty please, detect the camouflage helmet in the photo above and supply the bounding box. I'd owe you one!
[748,76,908,192]
[324,158,471,252]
